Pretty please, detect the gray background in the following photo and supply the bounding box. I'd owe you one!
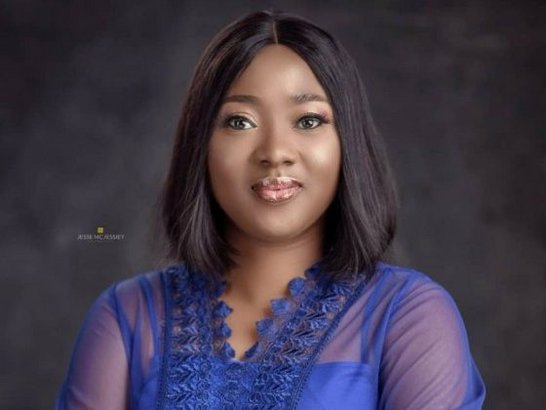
[2,0,545,409]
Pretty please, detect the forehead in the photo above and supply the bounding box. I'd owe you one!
[226,44,327,98]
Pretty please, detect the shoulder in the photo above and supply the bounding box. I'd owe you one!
[371,261,457,309]
[372,263,486,408]
[373,261,436,288]
[111,266,164,301]
[361,262,468,343]
[371,261,472,358]
[93,264,184,323]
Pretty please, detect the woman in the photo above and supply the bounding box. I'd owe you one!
[55,10,486,409]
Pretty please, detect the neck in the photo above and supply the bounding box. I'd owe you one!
[222,224,323,309]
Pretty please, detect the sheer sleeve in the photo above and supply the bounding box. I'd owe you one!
[378,276,485,409]
[55,285,129,410]
[55,272,164,410]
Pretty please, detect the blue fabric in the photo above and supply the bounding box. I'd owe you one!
[55,262,486,409]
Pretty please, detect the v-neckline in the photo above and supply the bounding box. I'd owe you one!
[213,261,323,362]
[160,260,372,409]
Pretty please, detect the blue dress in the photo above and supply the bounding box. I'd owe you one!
[55,262,486,409]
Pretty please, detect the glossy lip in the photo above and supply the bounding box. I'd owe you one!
[251,176,303,204]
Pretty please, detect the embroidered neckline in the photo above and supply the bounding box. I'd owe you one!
[213,261,322,362]
[157,261,370,409]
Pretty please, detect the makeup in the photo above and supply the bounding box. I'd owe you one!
[251,176,303,203]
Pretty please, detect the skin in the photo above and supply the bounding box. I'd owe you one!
[207,44,341,359]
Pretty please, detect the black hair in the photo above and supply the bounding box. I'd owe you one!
[159,10,398,280]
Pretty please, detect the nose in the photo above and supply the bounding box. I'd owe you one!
[253,123,297,168]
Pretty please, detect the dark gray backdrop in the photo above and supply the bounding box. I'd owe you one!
[2,1,545,409]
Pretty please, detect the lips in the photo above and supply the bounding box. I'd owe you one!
[251,176,303,203]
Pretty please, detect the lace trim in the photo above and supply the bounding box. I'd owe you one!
[158,263,368,409]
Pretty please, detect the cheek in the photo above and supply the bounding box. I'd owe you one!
[209,134,231,170]
[208,138,224,194]
[207,136,246,201]
[307,137,342,184]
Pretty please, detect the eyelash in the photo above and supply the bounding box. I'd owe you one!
[220,112,331,131]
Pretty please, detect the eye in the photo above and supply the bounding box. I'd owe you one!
[223,115,255,130]
[296,113,329,130]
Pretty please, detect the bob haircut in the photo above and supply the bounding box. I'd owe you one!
[160,9,398,280]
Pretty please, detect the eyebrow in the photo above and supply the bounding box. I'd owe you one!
[222,93,329,105]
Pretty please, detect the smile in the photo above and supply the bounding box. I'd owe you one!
[251,176,303,204]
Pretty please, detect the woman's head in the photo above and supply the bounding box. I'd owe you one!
[208,44,341,253]
[160,10,398,279]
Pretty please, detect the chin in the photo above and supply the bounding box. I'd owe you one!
[251,228,298,242]
[248,220,316,244]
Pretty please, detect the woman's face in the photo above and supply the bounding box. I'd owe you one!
[208,44,341,245]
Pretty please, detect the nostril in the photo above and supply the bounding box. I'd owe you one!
[259,159,294,167]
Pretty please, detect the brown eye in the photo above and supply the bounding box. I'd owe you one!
[225,115,255,130]
[297,113,329,130]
